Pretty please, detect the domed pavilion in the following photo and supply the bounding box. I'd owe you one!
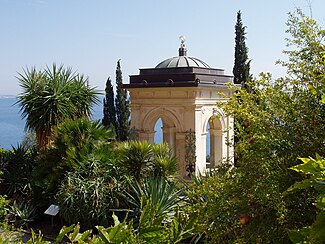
[123,38,235,178]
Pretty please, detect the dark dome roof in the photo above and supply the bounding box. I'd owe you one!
[155,56,210,68]
[155,41,210,68]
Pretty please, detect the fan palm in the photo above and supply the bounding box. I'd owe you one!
[54,117,116,170]
[118,141,154,182]
[17,64,99,149]
[152,143,178,177]
[118,141,179,181]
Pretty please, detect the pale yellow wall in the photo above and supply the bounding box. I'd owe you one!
[128,87,234,177]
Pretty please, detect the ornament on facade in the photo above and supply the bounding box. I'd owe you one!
[185,129,196,176]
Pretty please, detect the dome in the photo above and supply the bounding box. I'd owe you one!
[155,56,210,69]
[155,39,210,68]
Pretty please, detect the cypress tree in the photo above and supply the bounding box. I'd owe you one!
[233,10,251,88]
[115,60,130,141]
[102,77,117,131]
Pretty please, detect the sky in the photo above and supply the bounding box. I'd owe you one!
[1,0,325,95]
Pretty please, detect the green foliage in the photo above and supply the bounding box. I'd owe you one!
[97,213,135,243]
[53,117,115,169]
[121,177,182,222]
[287,156,325,243]
[186,8,325,242]
[118,140,153,182]
[200,73,322,242]
[56,158,123,229]
[102,77,118,132]
[233,10,251,87]
[136,197,168,243]
[0,145,37,200]
[278,8,325,100]
[55,223,93,243]
[7,200,38,227]
[1,203,198,243]
[118,141,178,181]
[151,143,178,178]
[0,194,8,221]
[0,221,24,243]
[32,118,116,209]
[115,60,130,141]
[25,229,51,244]
[17,64,100,149]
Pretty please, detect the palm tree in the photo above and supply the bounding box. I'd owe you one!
[118,141,154,182]
[17,64,99,149]
[152,143,178,178]
[54,117,116,170]
[118,141,179,181]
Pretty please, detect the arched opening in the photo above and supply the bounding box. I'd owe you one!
[142,109,181,158]
[207,117,223,167]
[154,118,163,144]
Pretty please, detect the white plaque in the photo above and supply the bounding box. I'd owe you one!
[44,204,59,216]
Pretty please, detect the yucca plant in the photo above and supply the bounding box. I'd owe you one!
[17,64,100,149]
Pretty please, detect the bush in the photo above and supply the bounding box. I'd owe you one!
[7,200,38,227]
[56,158,125,229]
[0,145,37,200]
[0,194,8,221]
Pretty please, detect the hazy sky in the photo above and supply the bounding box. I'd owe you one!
[1,0,324,95]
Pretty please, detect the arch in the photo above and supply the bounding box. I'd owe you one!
[201,107,225,134]
[205,115,223,167]
[141,107,181,155]
[142,107,184,132]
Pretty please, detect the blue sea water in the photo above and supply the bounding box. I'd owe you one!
[0,97,25,149]
[0,97,200,154]
[0,97,104,149]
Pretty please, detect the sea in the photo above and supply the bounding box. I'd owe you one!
[0,96,163,149]
[0,96,104,149]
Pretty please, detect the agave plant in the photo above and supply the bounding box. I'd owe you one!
[7,200,38,227]
[122,176,183,222]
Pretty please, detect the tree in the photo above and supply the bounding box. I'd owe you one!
[233,10,251,88]
[17,64,99,149]
[186,9,325,242]
[288,156,325,243]
[102,77,117,131]
[278,8,325,102]
[115,60,130,141]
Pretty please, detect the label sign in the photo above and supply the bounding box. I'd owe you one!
[44,204,59,216]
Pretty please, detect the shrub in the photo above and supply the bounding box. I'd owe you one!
[0,145,37,200]
[7,200,38,227]
[56,157,125,229]
[0,194,8,221]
